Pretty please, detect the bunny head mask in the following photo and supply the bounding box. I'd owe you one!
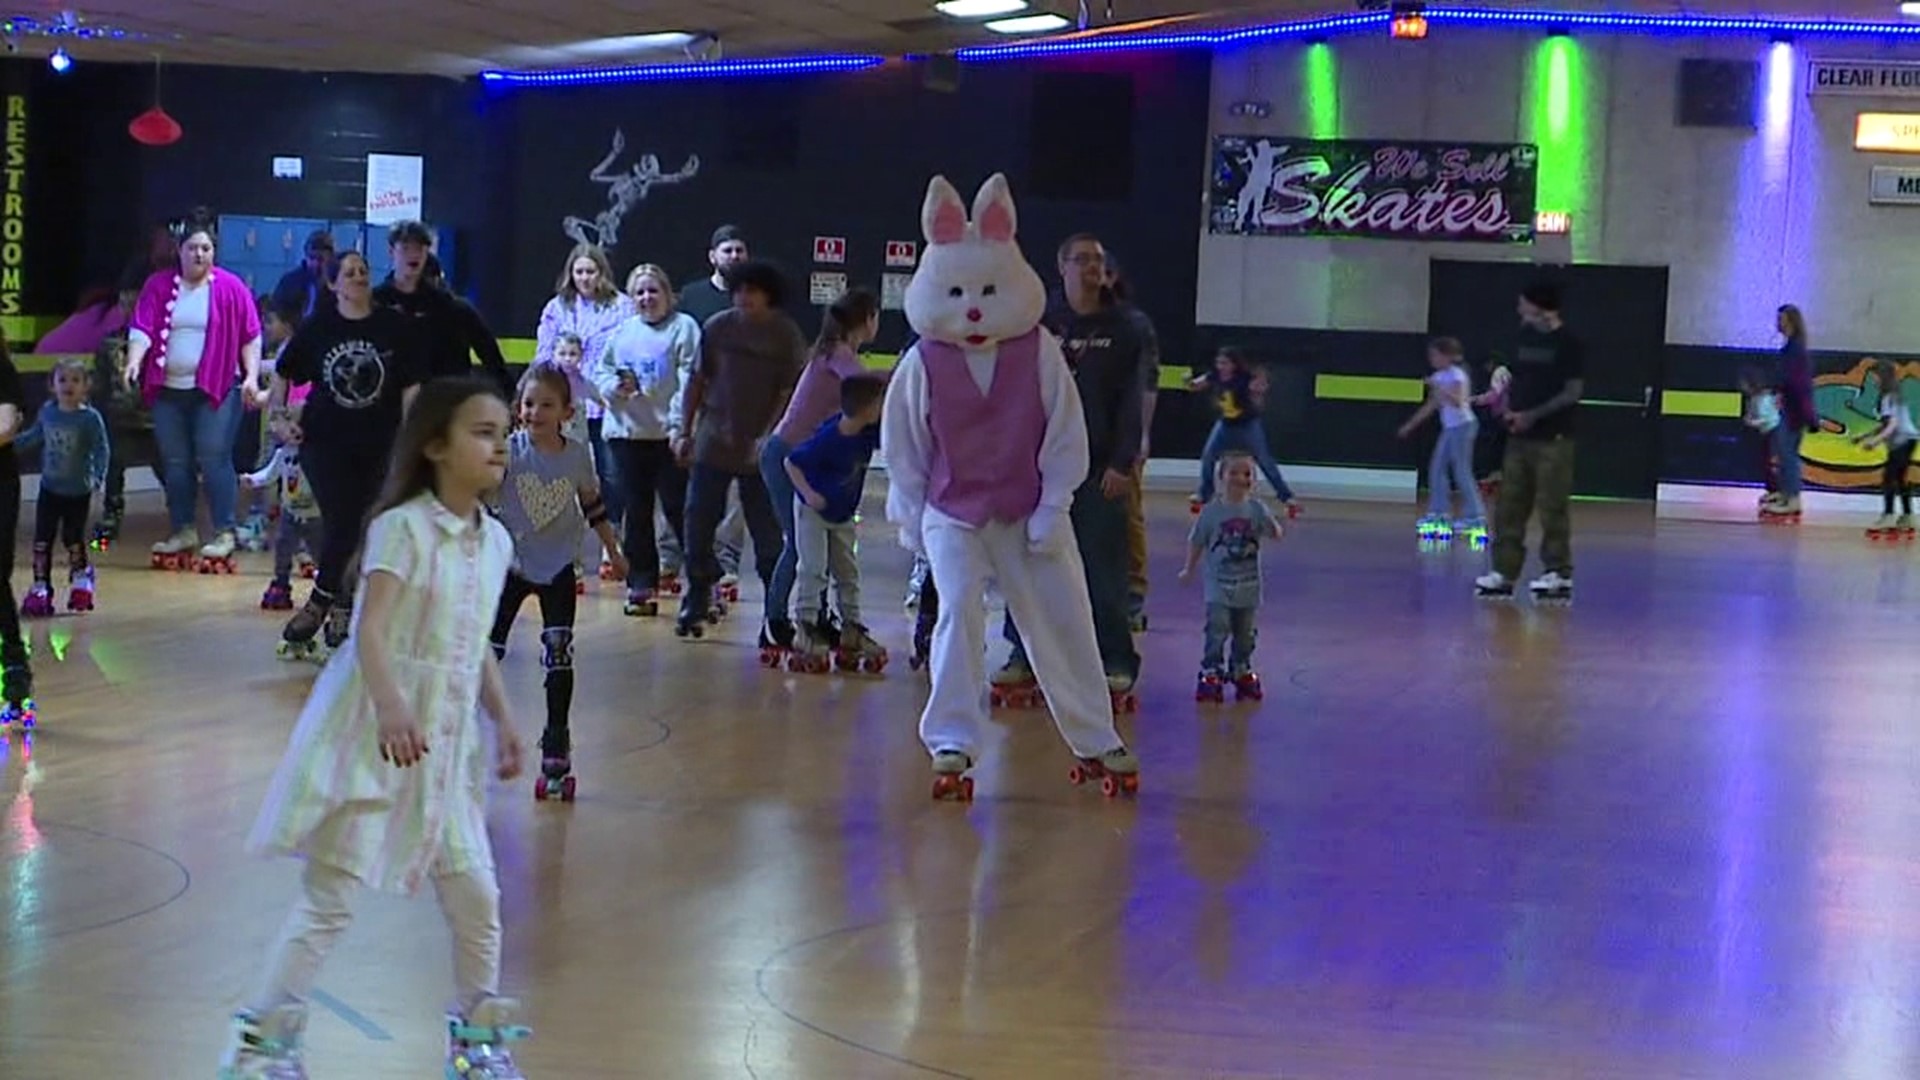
[904,173,1047,351]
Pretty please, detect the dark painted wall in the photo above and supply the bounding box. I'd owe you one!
[486,52,1213,362]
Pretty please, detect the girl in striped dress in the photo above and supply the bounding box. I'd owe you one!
[219,377,534,1080]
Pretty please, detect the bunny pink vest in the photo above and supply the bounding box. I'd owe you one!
[129,267,262,408]
[921,329,1046,527]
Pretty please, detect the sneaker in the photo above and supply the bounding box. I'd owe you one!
[1474,570,1515,596]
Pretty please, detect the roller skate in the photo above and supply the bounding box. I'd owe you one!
[445,996,531,1080]
[276,594,331,663]
[149,527,199,570]
[197,530,239,574]
[658,570,684,596]
[1899,513,1916,539]
[1474,570,1516,599]
[1282,500,1303,520]
[321,599,353,650]
[1189,493,1205,515]
[716,571,741,605]
[758,618,795,667]
[295,551,316,579]
[235,513,270,553]
[706,586,728,624]
[19,582,53,619]
[930,749,975,802]
[533,731,575,802]
[1759,494,1802,524]
[1232,670,1264,701]
[599,559,619,582]
[0,663,34,732]
[785,621,833,674]
[1068,745,1141,798]
[89,499,123,551]
[1457,519,1489,549]
[1868,513,1898,540]
[66,564,95,613]
[1107,671,1140,714]
[260,578,294,611]
[674,593,707,639]
[217,1003,310,1080]
[832,621,889,675]
[989,659,1043,709]
[623,587,659,617]
[1416,514,1453,541]
[1195,669,1226,703]
[1528,570,1574,604]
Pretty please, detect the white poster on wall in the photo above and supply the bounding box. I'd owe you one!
[809,271,848,305]
[881,272,911,311]
[365,153,425,225]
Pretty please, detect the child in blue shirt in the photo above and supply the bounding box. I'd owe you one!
[17,357,110,617]
[782,374,886,672]
[1179,450,1282,703]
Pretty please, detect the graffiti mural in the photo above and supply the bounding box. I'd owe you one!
[1801,357,1920,488]
[560,129,700,251]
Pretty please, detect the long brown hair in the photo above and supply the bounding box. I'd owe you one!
[554,242,619,306]
[813,286,879,360]
[1778,304,1808,345]
[346,377,507,581]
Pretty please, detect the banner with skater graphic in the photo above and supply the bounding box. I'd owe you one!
[1208,136,1537,243]
[1802,357,1920,489]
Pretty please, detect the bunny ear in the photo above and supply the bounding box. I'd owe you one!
[922,176,969,246]
[972,173,1017,243]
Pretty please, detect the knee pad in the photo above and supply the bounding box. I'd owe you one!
[539,627,574,672]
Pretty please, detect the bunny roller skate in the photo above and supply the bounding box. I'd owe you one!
[1068,746,1141,798]
[446,996,532,1080]
[832,622,888,675]
[149,527,199,571]
[930,749,975,802]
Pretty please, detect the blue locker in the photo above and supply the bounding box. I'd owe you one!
[329,221,367,258]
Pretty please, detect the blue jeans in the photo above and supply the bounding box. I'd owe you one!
[151,386,244,534]
[1198,420,1293,502]
[1428,420,1485,520]
[1201,603,1257,676]
[587,417,625,531]
[1773,423,1805,498]
[757,434,799,621]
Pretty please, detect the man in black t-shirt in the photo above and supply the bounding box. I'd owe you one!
[1476,281,1584,601]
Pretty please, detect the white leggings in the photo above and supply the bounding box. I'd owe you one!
[251,859,502,1015]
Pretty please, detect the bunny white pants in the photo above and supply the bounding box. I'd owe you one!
[919,516,1125,762]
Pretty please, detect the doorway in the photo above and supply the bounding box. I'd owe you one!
[1428,260,1670,500]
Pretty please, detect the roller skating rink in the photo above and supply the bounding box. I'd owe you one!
[9,487,1920,1077]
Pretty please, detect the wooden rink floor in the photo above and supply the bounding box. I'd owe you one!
[6,489,1920,1078]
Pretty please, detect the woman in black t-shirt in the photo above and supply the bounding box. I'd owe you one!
[1188,346,1297,511]
[267,251,426,656]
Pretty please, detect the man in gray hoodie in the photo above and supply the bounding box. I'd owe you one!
[994,233,1149,693]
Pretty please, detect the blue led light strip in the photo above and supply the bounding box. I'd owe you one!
[951,5,1920,60]
[479,54,885,86]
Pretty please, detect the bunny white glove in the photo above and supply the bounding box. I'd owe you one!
[1026,506,1066,554]
[898,516,926,557]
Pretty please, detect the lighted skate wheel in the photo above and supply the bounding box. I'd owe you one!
[560,775,577,801]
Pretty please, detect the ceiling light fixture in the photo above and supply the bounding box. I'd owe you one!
[1903,1,1920,16]
[985,13,1071,33]
[47,46,69,73]
[478,54,884,86]
[934,0,1029,16]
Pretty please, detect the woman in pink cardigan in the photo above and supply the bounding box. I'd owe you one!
[123,211,269,570]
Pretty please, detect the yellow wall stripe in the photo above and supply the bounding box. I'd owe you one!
[1314,373,1425,403]
[1660,390,1741,419]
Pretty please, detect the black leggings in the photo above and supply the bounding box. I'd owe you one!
[32,490,91,580]
[0,474,27,687]
[300,438,388,602]
[1885,441,1916,515]
[489,566,580,756]
[608,438,687,592]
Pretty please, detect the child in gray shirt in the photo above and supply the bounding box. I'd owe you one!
[1180,451,1283,703]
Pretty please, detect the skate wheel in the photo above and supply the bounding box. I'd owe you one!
[1067,765,1088,785]
[533,779,548,802]
[561,775,577,801]
[1102,775,1119,797]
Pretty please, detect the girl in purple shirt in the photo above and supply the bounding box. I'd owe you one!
[757,287,881,652]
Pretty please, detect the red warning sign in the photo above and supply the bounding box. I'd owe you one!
[885,240,918,268]
[813,236,846,264]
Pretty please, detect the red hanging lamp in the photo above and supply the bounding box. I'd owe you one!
[129,55,181,146]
